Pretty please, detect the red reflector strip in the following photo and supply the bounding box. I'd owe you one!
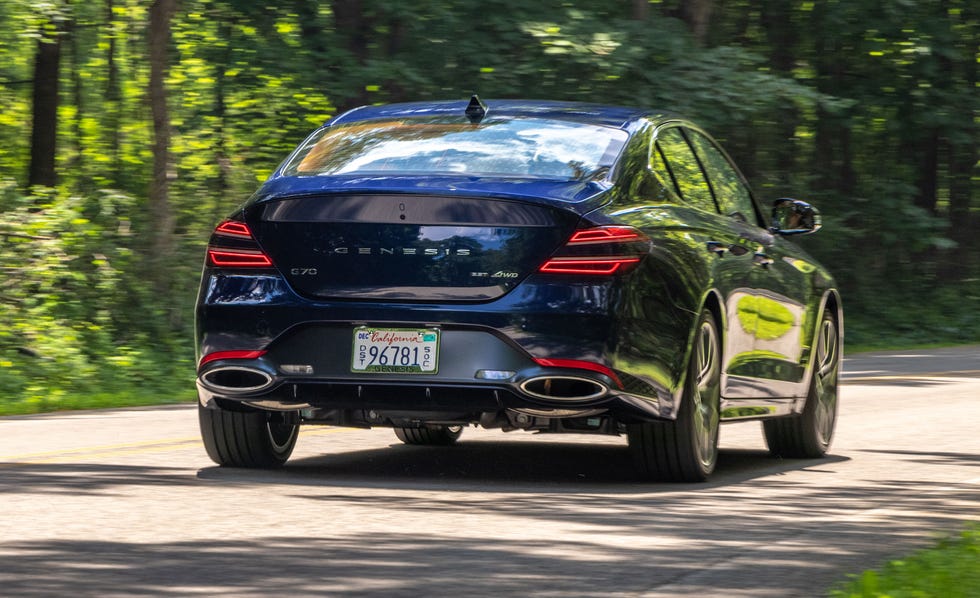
[199,350,267,366]
[214,220,254,238]
[533,358,623,389]
[539,257,641,275]
[568,227,644,244]
[207,249,274,267]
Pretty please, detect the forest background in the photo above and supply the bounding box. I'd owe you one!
[0,0,976,413]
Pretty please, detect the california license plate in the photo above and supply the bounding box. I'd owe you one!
[351,327,439,373]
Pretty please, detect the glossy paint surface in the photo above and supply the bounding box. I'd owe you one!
[196,99,840,425]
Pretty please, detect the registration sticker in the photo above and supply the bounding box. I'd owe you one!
[351,327,439,373]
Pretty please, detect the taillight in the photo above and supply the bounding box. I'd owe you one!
[199,350,268,366]
[539,225,649,275]
[206,219,274,268]
[533,358,624,389]
[214,220,253,237]
[207,249,273,267]
[567,227,644,244]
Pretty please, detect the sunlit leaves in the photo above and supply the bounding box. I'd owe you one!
[0,180,162,405]
[0,0,976,409]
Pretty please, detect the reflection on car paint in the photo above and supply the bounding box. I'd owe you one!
[195,99,843,481]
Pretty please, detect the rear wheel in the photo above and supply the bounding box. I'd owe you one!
[393,425,463,446]
[764,310,840,458]
[199,402,299,467]
[628,309,721,482]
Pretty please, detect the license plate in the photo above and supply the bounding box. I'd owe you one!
[351,327,439,373]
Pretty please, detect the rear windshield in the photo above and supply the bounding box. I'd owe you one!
[282,117,628,181]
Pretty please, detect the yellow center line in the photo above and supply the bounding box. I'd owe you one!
[1,436,202,461]
[9,440,207,464]
[0,426,348,464]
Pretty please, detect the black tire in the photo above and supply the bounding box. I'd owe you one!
[198,402,299,467]
[764,310,841,458]
[393,425,463,446]
[628,309,721,482]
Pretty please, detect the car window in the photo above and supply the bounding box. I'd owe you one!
[653,127,716,213]
[685,129,757,224]
[648,141,681,201]
[282,117,629,181]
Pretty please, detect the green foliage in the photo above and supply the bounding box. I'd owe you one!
[0,1,36,181]
[844,281,980,350]
[0,180,193,414]
[830,524,980,597]
[0,0,976,412]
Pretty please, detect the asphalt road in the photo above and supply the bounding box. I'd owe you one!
[1,346,978,597]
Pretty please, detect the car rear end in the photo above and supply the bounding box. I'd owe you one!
[196,104,666,436]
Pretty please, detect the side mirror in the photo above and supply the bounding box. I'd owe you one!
[771,199,821,236]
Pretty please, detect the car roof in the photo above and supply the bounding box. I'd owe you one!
[327,98,668,130]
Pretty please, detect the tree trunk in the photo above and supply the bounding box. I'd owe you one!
[106,0,122,185]
[148,0,177,286]
[69,18,84,181]
[913,130,939,216]
[679,0,713,45]
[632,0,649,21]
[332,0,369,63]
[811,4,854,200]
[296,0,327,58]
[762,0,797,189]
[28,30,62,188]
[331,0,371,112]
[943,1,978,279]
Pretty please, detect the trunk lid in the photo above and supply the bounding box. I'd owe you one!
[248,194,579,301]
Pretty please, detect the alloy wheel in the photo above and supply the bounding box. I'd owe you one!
[692,318,721,469]
[812,317,840,448]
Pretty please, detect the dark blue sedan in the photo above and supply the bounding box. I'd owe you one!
[196,97,842,482]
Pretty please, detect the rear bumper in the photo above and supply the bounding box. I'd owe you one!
[196,272,676,422]
[196,325,668,422]
[196,274,620,360]
[197,377,663,420]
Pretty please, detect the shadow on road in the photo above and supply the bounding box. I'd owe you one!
[855,448,980,467]
[194,441,851,494]
[3,440,979,596]
[0,441,847,496]
[0,463,194,496]
[2,459,977,597]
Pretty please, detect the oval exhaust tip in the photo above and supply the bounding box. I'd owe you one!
[519,376,607,402]
[200,366,274,394]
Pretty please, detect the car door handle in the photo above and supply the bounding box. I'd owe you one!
[753,252,775,268]
[706,241,727,256]
[707,242,752,258]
